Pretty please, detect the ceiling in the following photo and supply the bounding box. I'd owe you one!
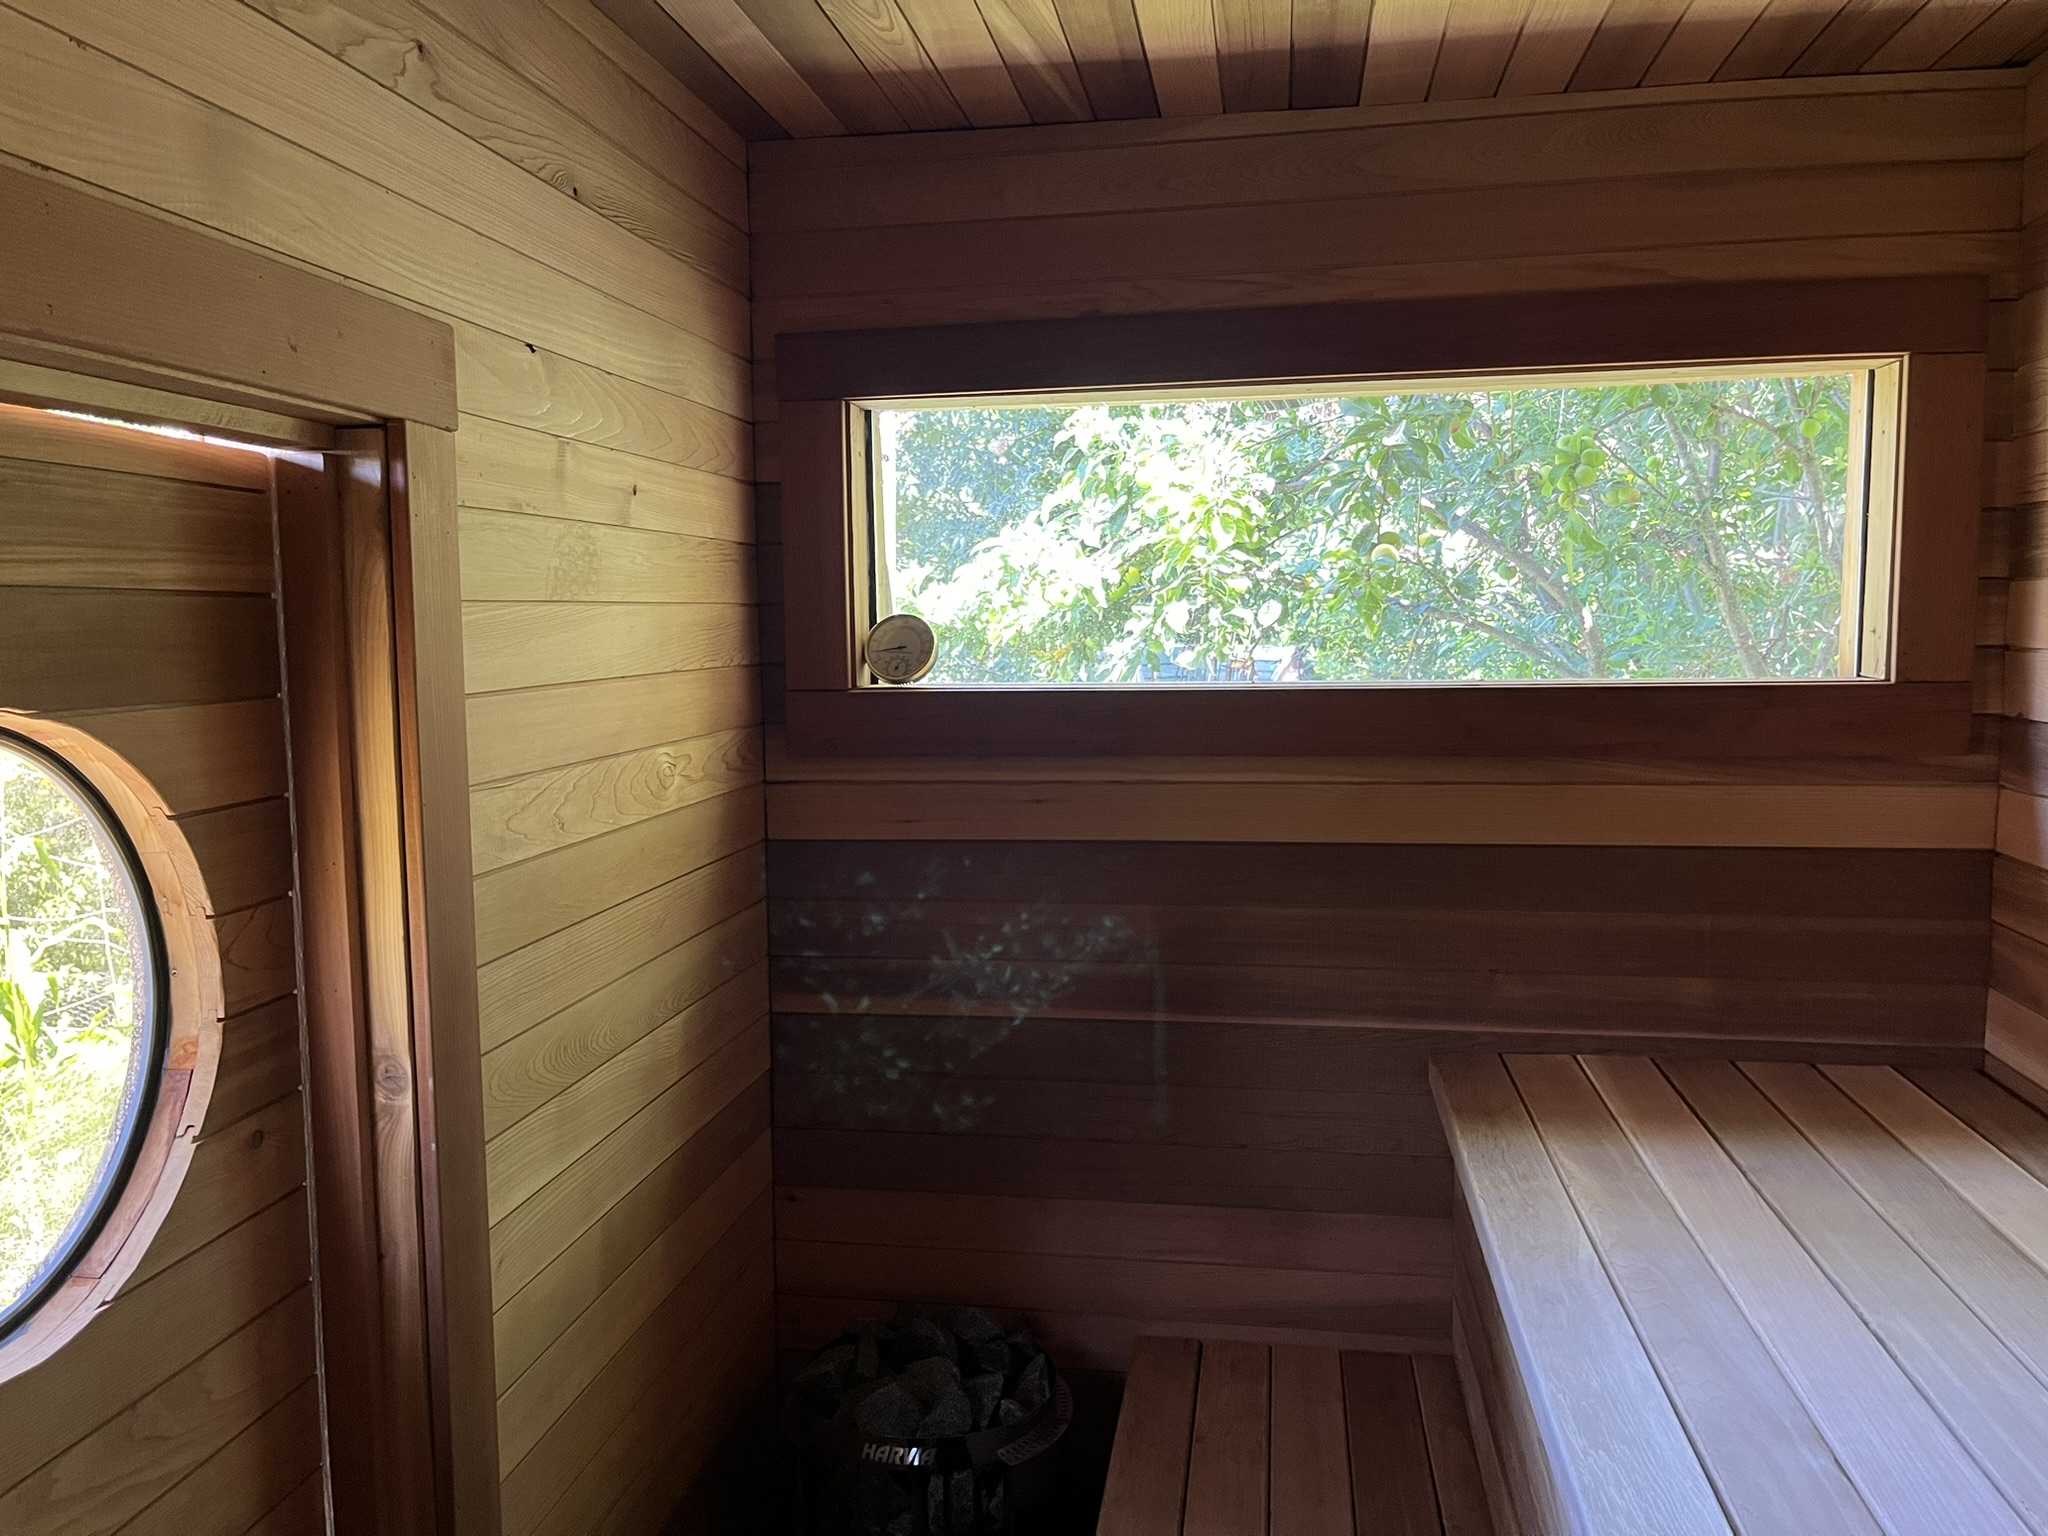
[596,0,2048,140]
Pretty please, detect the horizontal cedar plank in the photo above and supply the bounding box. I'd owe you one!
[774,1293,1444,1369]
[227,0,747,282]
[179,798,294,916]
[462,601,759,695]
[116,1375,323,1536]
[768,1011,1981,1095]
[0,163,450,429]
[479,853,763,1052]
[468,666,758,785]
[773,1237,1446,1334]
[481,927,764,1124]
[216,899,297,1017]
[0,1289,315,1531]
[754,86,2020,232]
[456,508,754,607]
[0,1193,309,1490]
[753,231,2018,337]
[452,322,749,479]
[0,456,270,590]
[485,1007,767,1222]
[773,1072,1460,1158]
[489,1068,769,1305]
[32,0,746,340]
[766,780,1996,846]
[0,588,278,711]
[419,0,746,210]
[1988,991,2048,1104]
[455,414,750,545]
[491,1104,769,1389]
[1995,785,2048,866]
[745,69,2014,170]
[469,725,761,874]
[772,1127,1454,1215]
[759,166,2013,302]
[769,953,1984,1044]
[202,996,302,1136]
[499,1220,772,1536]
[0,13,744,415]
[472,786,765,963]
[53,700,287,816]
[767,840,1992,916]
[2006,649,2048,718]
[1992,921,2048,1016]
[496,1141,770,1470]
[782,682,1975,761]
[242,1470,326,1535]
[0,399,269,487]
[133,1092,307,1288]
[773,1187,1452,1274]
[772,899,1988,982]
[1995,854,2048,945]
[777,277,1989,397]
[1897,352,1987,684]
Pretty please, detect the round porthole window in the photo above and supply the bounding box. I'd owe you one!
[0,715,221,1373]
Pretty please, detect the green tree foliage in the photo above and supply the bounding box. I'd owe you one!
[0,747,144,1312]
[880,373,1854,684]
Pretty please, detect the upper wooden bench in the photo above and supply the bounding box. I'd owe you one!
[1436,1053,2048,1536]
[1096,1337,1494,1535]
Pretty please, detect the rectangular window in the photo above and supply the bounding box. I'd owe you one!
[864,362,1901,687]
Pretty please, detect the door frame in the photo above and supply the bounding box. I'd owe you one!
[0,164,499,1535]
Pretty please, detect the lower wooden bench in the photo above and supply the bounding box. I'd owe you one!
[1437,1053,2048,1536]
[1096,1337,1494,1535]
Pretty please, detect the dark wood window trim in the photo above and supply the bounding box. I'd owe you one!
[777,277,1987,759]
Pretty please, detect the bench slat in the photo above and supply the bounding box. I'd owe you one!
[1271,1345,1350,1536]
[1506,1055,1881,1535]
[1433,1055,1729,1536]
[1102,1336,1202,1536]
[1185,1340,1269,1536]
[1587,1056,2031,1536]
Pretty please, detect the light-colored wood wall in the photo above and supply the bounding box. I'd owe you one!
[0,2,768,1529]
[1992,63,2048,1106]
[751,71,2021,1370]
[0,403,320,1530]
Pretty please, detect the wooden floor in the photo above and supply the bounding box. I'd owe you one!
[1097,1338,1493,1535]
[1439,1055,2048,1535]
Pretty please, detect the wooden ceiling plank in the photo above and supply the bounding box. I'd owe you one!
[730,0,912,131]
[1289,0,1374,108]
[650,0,849,134]
[894,0,1037,123]
[1714,0,1857,78]
[978,0,1098,119]
[1216,0,1295,109]
[1430,0,1533,99]
[1788,0,1924,72]
[563,0,758,158]
[1496,0,1611,94]
[814,0,975,127]
[1641,0,1775,82]
[1134,0,1228,114]
[1863,0,2007,71]
[1936,0,2048,66]
[1360,0,1456,101]
[1052,0,1164,116]
[1569,0,1694,89]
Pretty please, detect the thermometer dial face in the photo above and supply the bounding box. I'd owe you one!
[864,613,937,684]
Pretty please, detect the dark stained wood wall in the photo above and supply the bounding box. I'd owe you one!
[751,72,2018,1369]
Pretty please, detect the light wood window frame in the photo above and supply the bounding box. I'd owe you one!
[0,164,498,1535]
[777,277,1986,758]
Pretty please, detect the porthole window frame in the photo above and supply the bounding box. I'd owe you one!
[0,711,223,1381]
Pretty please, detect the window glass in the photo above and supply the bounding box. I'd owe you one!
[870,367,1888,685]
[0,736,157,1329]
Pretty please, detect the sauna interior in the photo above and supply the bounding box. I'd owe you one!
[7,0,2048,1532]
